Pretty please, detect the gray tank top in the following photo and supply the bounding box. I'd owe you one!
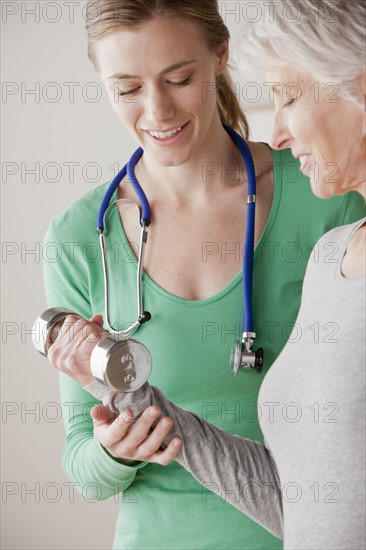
[259,218,366,548]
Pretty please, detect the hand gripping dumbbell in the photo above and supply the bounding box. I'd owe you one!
[32,308,152,393]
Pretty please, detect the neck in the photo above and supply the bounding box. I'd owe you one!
[136,120,244,204]
[339,139,366,200]
[343,178,366,201]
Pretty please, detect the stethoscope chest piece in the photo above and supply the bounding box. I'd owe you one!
[230,334,264,377]
[91,335,152,393]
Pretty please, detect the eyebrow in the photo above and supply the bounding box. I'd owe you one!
[108,59,198,80]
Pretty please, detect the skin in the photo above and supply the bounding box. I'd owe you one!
[48,313,182,464]
[49,31,366,463]
[269,67,366,277]
[96,17,274,300]
[49,16,274,464]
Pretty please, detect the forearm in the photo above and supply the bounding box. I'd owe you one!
[62,431,141,499]
[85,380,284,538]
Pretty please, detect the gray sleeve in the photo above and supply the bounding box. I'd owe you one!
[85,380,283,538]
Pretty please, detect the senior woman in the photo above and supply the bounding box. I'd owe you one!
[46,1,365,548]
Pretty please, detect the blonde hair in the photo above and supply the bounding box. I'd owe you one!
[86,0,249,138]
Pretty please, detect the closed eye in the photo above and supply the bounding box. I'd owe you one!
[167,76,193,87]
[118,86,141,97]
[117,76,192,96]
[283,98,296,108]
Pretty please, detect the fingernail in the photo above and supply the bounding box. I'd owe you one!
[173,438,182,447]
[162,418,172,428]
[148,407,159,417]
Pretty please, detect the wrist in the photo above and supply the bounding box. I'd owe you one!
[101,444,143,466]
[78,372,95,386]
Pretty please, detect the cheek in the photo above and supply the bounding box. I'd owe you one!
[108,92,142,124]
[289,106,313,143]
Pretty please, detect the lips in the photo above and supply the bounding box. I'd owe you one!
[299,155,310,172]
[148,126,182,139]
[143,121,190,145]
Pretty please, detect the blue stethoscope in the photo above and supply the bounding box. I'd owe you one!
[97,125,263,377]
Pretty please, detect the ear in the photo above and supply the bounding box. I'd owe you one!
[215,40,229,76]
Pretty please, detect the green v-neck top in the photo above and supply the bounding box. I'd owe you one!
[43,147,365,550]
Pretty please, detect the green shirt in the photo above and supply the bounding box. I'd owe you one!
[43,147,365,550]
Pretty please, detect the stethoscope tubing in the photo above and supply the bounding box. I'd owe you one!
[98,148,150,231]
[223,125,256,334]
[97,125,256,338]
[127,148,151,224]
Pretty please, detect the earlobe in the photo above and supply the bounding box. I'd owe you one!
[215,40,229,76]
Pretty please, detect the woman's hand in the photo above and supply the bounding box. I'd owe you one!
[91,404,183,466]
[47,314,108,386]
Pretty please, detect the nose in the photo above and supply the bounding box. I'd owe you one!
[144,84,175,125]
[269,109,292,150]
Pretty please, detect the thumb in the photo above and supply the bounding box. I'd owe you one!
[89,314,104,327]
[91,404,117,426]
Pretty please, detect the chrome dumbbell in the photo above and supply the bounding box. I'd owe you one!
[32,308,152,393]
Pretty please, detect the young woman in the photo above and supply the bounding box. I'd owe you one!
[43,1,365,549]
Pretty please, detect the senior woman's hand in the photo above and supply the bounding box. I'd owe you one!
[91,404,183,465]
[47,313,107,386]
[47,314,183,465]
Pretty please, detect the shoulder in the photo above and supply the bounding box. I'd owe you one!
[44,181,111,245]
[301,218,366,284]
[246,141,273,178]
[316,217,366,251]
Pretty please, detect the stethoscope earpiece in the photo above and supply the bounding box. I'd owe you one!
[139,311,151,324]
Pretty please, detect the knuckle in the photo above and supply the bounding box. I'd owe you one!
[159,418,173,431]
[141,442,159,456]
[47,345,57,363]
[65,314,81,327]
[85,331,101,345]
[157,455,171,467]
[48,347,63,370]
[143,407,160,420]
[120,410,134,425]
[121,442,136,456]
[102,434,116,449]
[63,353,76,371]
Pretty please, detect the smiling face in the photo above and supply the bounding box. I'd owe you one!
[94,17,228,167]
[269,67,366,199]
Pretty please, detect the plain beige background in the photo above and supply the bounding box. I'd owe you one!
[1,1,273,549]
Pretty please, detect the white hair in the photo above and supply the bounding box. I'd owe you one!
[236,0,366,104]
